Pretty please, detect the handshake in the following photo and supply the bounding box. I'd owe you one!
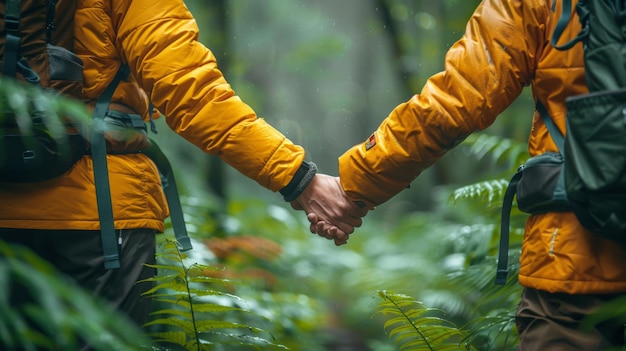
[290,173,371,246]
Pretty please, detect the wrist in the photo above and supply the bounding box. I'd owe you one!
[279,161,317,202]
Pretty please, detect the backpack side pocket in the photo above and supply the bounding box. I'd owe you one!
[516,152,571,214]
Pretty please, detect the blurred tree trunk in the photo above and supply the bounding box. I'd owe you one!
[373,0,455,186]
[372,0,492,190]
[203,1,230,203]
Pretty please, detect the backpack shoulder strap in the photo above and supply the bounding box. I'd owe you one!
[3,0,22,77]
[142,142,192,251]
[536,101,565,152]
[552,0,590,51]
[91,65,130,270]
[536,101,569,203]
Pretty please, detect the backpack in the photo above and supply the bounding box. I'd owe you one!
[0,0,191,269]
[496,0,626,285]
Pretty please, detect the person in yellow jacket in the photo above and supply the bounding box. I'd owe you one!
[308,0,626,349]
[0,0,365,333]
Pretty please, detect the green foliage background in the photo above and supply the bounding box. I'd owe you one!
[7,1,621,351]
[151,3,537,348]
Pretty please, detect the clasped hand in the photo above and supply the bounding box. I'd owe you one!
[291,174,369,245]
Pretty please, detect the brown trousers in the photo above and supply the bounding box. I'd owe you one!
[516,287,626,351]
[0,228,156,350]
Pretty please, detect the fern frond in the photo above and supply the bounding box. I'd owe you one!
[462,133,528,168]
[141,279,188,296]
[1,78,91,139]
[451,179,509,207]
[0,240,152,351]
[197,331,290,350]
[144,318,196,335]
[144,264,186,275]
[144,239,289,350]
[148,331,188,346]
[194,319,261,333]
[462,314,518,350]
[375,290,475,351]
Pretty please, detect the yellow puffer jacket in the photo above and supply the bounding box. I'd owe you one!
[0,0,304,232]
[338,0,626,294]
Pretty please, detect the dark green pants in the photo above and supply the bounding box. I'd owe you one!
[516,287,626,350]
[0,228,156,328]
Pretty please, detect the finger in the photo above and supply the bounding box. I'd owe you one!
[334,237,348,246]
[311,222,331,236]
[309,221,329,235]
[335,209,363,228]
[318,229,332,239]
[333,221,355,235]
[345,217,363,229]
[331,228,349,246]
[327,226,338,237]
[307,212,320,224]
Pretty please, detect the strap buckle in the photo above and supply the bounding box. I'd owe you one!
[4,17,20,33]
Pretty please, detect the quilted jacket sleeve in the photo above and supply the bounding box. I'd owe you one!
[111,0,304,191]
[339,0,546,207]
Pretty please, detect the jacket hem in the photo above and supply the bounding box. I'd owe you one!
[0,219,165,233]
[519,275,626,294]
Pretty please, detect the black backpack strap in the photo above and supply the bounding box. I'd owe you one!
[496,170,522,285]
[3,0,56,82]
[3,0,22,78]
[142,141,192,251]
[147,101,158,134]
[91,65,129,270]
[552,0,589,50]
[45,0,57,43]
[536,101,568,202]
[536,101,565,152]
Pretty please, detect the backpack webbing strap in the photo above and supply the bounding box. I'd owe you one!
[536,101,565,151]
[142,141,191,251]
[496,170,522,285]
[536,101,568,202]
[552,0,589,50]
[3,0,22,78]
[496,102,566,285]
[552,0,574,49]
[91,65,130,270]
[45,0,56,43]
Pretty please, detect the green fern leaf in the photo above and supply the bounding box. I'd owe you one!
[194,319,260,333]
[148,331,188,346]
[143,318,196,335]
[141,280,189,297]
[196,332,290,350]
[376,290,475,351]
[451,179,509,207]
[149,309,195,320]
[188,289,243,300]
[145,239,288,349]
[186,303,244,314]
[187,275,237,285]
[462,133,528,167]
[144,264,186,275]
